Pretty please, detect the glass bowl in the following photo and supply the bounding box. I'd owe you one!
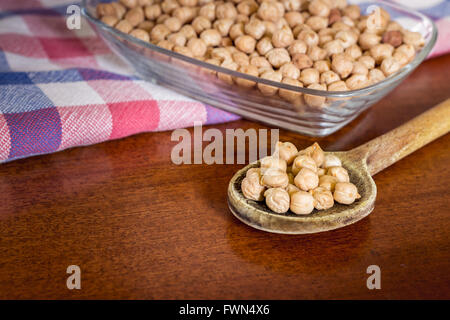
[82,0,437,137]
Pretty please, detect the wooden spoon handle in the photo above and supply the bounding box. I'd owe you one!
[352,99,450,176]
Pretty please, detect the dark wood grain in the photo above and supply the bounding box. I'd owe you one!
[0,55,449,300]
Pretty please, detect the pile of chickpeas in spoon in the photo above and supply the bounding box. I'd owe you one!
[241,142,360,215]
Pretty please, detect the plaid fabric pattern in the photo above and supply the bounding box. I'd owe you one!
[0,0,449,163]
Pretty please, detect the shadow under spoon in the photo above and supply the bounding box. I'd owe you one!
[228,99,450,234]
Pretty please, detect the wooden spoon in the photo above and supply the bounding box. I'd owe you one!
[228,99,450,234]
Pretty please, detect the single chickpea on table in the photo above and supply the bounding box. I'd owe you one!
[96,0,425,106]
[241,141,360,215]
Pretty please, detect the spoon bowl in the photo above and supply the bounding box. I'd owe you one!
[228,99,450,234]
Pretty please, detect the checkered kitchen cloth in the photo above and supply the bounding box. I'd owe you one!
[0,0,449,163]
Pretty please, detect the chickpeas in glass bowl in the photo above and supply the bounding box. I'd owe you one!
[82,0,437,136]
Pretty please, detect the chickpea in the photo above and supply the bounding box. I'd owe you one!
[265,48,290,68]
[320,70,340,85]
[250,56,271,69]
[311,186,334,210]
[97,3,116,17]
[319,174,338,191]
[274,141,299,165]
[199,2,216,21]
[314,60,331,73]
[323,154,341,168]
[285,183,300,196]
[161,0,179,14]
[217,59,238,84]
[343,4,360,20]
[214,19,234,37]
[282,0,302,11]
[157,39,174,50]
[331,54,353,78]
[292,53,313,70]
[290,191,315,215]
[346,74,368,90]
[258,70,282,96]
[370,43,394,64]
[368,68,386,84]
[299,142,324,167]
[358,32,381,50]
[129,28,150,42]
[235,64,258,87]
[179,0,198,6]
[402,30,424,49]
[392,51,408,67]
[216,2,237,20]
[120,0,137,9]
[101,15,119,27]
[297,30,319,47]
[167,33,186,47]
[156,14,170,25]
[309,0,330,17]
[344,44,362,61]
[261,167,289,188]
[187,38,207,57]
[163,17,181,33]
[144,4,161,21]
[173,45,194,58]
[333,182,361,204]
[235,35,256,54]
[125,7,144,27]
[115,20,133,34]
[351,61,368,76]
[288,40,307,56]
[386,21,403,32]
[279,77,304,102]
[358,55,375,70]
[258,1,282,22]
[111,2,126,19]
[327,80,348,91]
[380,57,400,76]
[260,155,287,172]
[179,25,197,39]
[138,0,153,6]
[299,68,319,86]
[237,0,258,16]
[200,29,222,47]
[308,45,327,62]
[272,26,294,48]
[279,63,300,79]
[229,23,244,40]
[327,166,349,183]
[335,30,357,49]
[317,168,326,176]
[328,8,341,26]
[138,20,154,33]
[291,154,317,175]
[241,174,265,201]
[294,167,319,191]
[284,11,304,28]
[173,7,197,24]
[256,37,273,56]
[306,16,328,31]
[323,40,345,57]
[192,16,212,34]
[331,21,351,32]
[395,44,415,63]
[382,30,403,48]
[244,19,266,40]
[232,51,249,66]
[304,83,327,108]
[264,188,290,213]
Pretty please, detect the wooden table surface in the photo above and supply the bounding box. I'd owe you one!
[0,55,449,300]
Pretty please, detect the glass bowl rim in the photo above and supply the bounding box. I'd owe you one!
[81,0,437,98]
